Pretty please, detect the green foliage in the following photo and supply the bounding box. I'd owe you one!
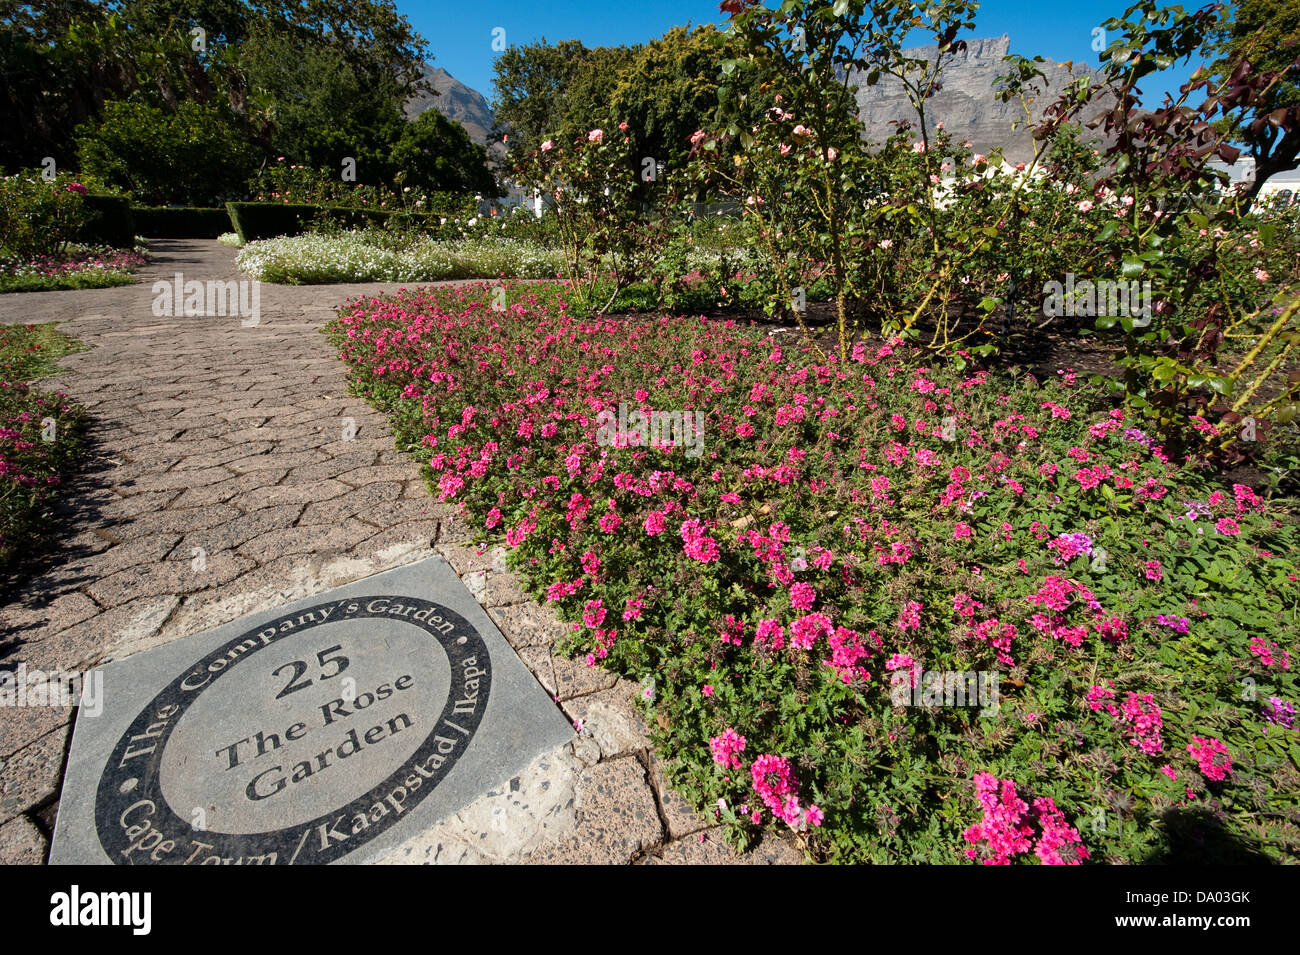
[76,98,255,204]
[517,124,658,312]
[491,39,639,157]
[0,323,88,572]
[0,171,91,258]
[76,195,136,248]
[1207,0,1300,205]
[606,25,762,176]
[1,0,430,175]
[388,110,497,196]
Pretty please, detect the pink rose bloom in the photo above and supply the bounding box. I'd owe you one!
[541,140,554,151]
[588,129,603,143]
[1078,200,1094,212]
[689,129,705,145]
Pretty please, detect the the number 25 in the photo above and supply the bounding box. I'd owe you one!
[273,645,350,699]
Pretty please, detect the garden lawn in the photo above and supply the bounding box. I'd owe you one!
[327,281,1300,864]
[235,231,565,284]
[0,324,87,570]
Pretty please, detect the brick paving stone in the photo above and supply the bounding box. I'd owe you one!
[118,465,233,494]
[0,815,47,865]
[348,525,440,569]
[170,502,305,552]
[95,490,182,519]
[486,603,569,651]
[170,468,291,508]
[278,456,378,484]
[84,550,254,608]
[53,532,181,580]
[0,706,71,762]
[647,754,710,839]
[226,450,322,474]
[298,481,402,526]
[96,504,241,542]
[525,757,663,864]
[552,650,621,700]
[336,464,416,486]
[235,519,377,562]
[0,593,100,648]
[19,595,180,671]
[0,728,67,825]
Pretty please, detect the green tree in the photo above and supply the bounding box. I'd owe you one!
[75,98,255,203]
[491,39,638,156]
[608,24,763,176]
[1,0,430,173]
[1208,0,1300,207]
[240,31,406,183]
[390,109,497,196]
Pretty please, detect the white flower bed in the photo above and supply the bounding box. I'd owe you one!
[234,232,564,284]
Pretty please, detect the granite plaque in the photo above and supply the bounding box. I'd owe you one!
[50,556,573,864]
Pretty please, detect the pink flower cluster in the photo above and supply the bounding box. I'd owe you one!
[750,754,823,830]
[1025,576,1122,649]
[1249,636,1292,670]
[953,592,1016,665]
[823,626,877,683]
[709,728,746,770]
[963,773,1088,865]
[679,517,720,563]
[1187,736,1233,781]
[895,600,923,632]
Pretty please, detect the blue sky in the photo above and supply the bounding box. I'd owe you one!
[401,0,1217,108]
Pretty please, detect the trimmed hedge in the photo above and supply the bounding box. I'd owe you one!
[132,206,233,238]
[225,201,444,242]
[78,195,134,247]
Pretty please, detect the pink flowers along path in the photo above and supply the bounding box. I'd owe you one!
[0,239,800,865]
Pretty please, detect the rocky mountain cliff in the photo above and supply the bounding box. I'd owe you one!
[848,35,1106,163]
[405,63,506,165]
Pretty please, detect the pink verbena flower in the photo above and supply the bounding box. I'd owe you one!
[1187,736,1233,781]
[895,600,922,632]
[754,618,786,651]
[789,581,816,611]
[710,729,746,770]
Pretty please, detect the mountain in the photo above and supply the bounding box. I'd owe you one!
[847,36,1108,163]
[405,64,506,165]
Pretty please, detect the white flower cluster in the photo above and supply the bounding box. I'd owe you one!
[234,232,565,284]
